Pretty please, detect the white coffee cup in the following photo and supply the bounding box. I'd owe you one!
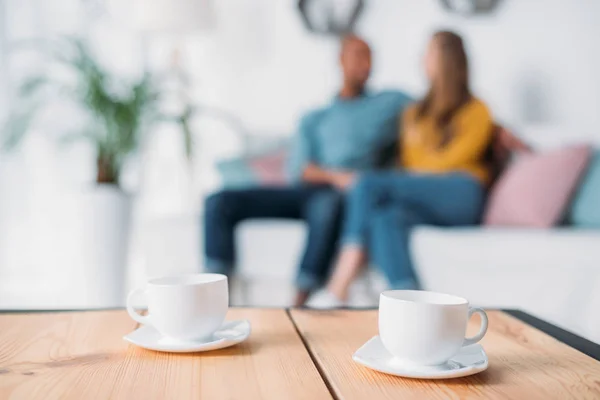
[379,290,488,366]
[126,273,228,341]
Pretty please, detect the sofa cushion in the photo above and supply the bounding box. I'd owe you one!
[483,145,592,227]
[484,125,532,183]
[570,151,600,227]
[216,137,289,189]
[236,220,307,280]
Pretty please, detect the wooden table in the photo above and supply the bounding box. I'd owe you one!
[1,309,599,400]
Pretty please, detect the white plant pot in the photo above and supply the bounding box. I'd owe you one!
[73,185,132,308]
[0,184,132,309]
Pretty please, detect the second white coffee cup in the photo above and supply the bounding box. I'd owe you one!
[127,273,228,341]
[379,290,488,366]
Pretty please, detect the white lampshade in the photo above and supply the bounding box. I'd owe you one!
[133,0,215,34]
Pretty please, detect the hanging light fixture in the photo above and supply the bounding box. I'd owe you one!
[82,0,110,20]
[132,0,215,35]
[440,0,502,16]
[297,0,364,36]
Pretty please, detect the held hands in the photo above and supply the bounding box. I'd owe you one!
[330,171,356,191]
[301,164,355,190]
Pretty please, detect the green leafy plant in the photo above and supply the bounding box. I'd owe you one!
[2,38,192,186]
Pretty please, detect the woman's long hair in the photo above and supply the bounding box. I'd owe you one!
[417,31,471,147]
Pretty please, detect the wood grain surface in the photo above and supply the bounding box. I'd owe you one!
[289,309,600,400]
[0,309,331,400]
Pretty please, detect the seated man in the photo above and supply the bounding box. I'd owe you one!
[203,35,412,306]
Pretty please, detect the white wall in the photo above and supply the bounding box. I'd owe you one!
[179,0,600,141]
[365,0,600,136]
[1,0,600,307]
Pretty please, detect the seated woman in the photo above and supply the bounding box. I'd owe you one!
[309,30,494,307]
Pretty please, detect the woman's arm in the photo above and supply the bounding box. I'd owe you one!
[411,101,493,171]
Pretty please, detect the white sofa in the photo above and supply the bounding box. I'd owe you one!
[231,126,600,344]
[235,221,600,344]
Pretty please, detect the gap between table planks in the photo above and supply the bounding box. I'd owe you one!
[289,309,600,400]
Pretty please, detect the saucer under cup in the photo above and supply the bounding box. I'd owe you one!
[353,336,488,379]
[124,319,251,353]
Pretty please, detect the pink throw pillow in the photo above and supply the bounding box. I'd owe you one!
[249,150,288,185]
[484,145,592,227]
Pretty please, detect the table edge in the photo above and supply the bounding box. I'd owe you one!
[502,309,600,361]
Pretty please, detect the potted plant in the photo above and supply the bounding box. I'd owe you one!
[2,38,191,307]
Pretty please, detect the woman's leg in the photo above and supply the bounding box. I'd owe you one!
[368,206,423,290]
[326,245,366,301]
[325,172,399,301]
[327,173,485,294]
[339,171,392,246]
[372,173,486,226]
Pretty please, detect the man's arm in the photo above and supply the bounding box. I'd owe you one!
[288,112,354,189]
[302,163,354,189]
[374,91,415,168]
[302,163,333,184]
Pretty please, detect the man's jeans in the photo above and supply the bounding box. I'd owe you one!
[204,185,344,291]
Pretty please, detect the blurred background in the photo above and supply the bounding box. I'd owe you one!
[1,0,599,342]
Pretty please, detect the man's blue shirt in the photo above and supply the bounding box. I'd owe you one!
[288,90,413,180]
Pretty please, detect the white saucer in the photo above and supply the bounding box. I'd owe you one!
[353,336,488,379]
[124,320,251,353]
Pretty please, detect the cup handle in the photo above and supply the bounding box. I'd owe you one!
[126,287,152,326]
[463,307,488,347]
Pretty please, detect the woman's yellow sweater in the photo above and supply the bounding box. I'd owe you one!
[400,98,493,184]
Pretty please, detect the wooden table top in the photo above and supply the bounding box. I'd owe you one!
[1,308,599,400]
[290,309,600,400]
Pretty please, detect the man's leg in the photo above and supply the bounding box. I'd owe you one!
[294,189,345,306]
[203,187,310,277]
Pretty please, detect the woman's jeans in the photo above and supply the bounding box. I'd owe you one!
[342,172,486,289]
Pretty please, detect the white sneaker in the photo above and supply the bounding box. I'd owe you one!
[347,278,378,308]
[306,290,346,309]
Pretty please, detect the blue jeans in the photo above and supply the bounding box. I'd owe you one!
[342,172,486,289]
[204,185,344,291]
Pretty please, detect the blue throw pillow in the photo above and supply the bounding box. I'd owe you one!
[570,151,600,227]
[216,157,258,189]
